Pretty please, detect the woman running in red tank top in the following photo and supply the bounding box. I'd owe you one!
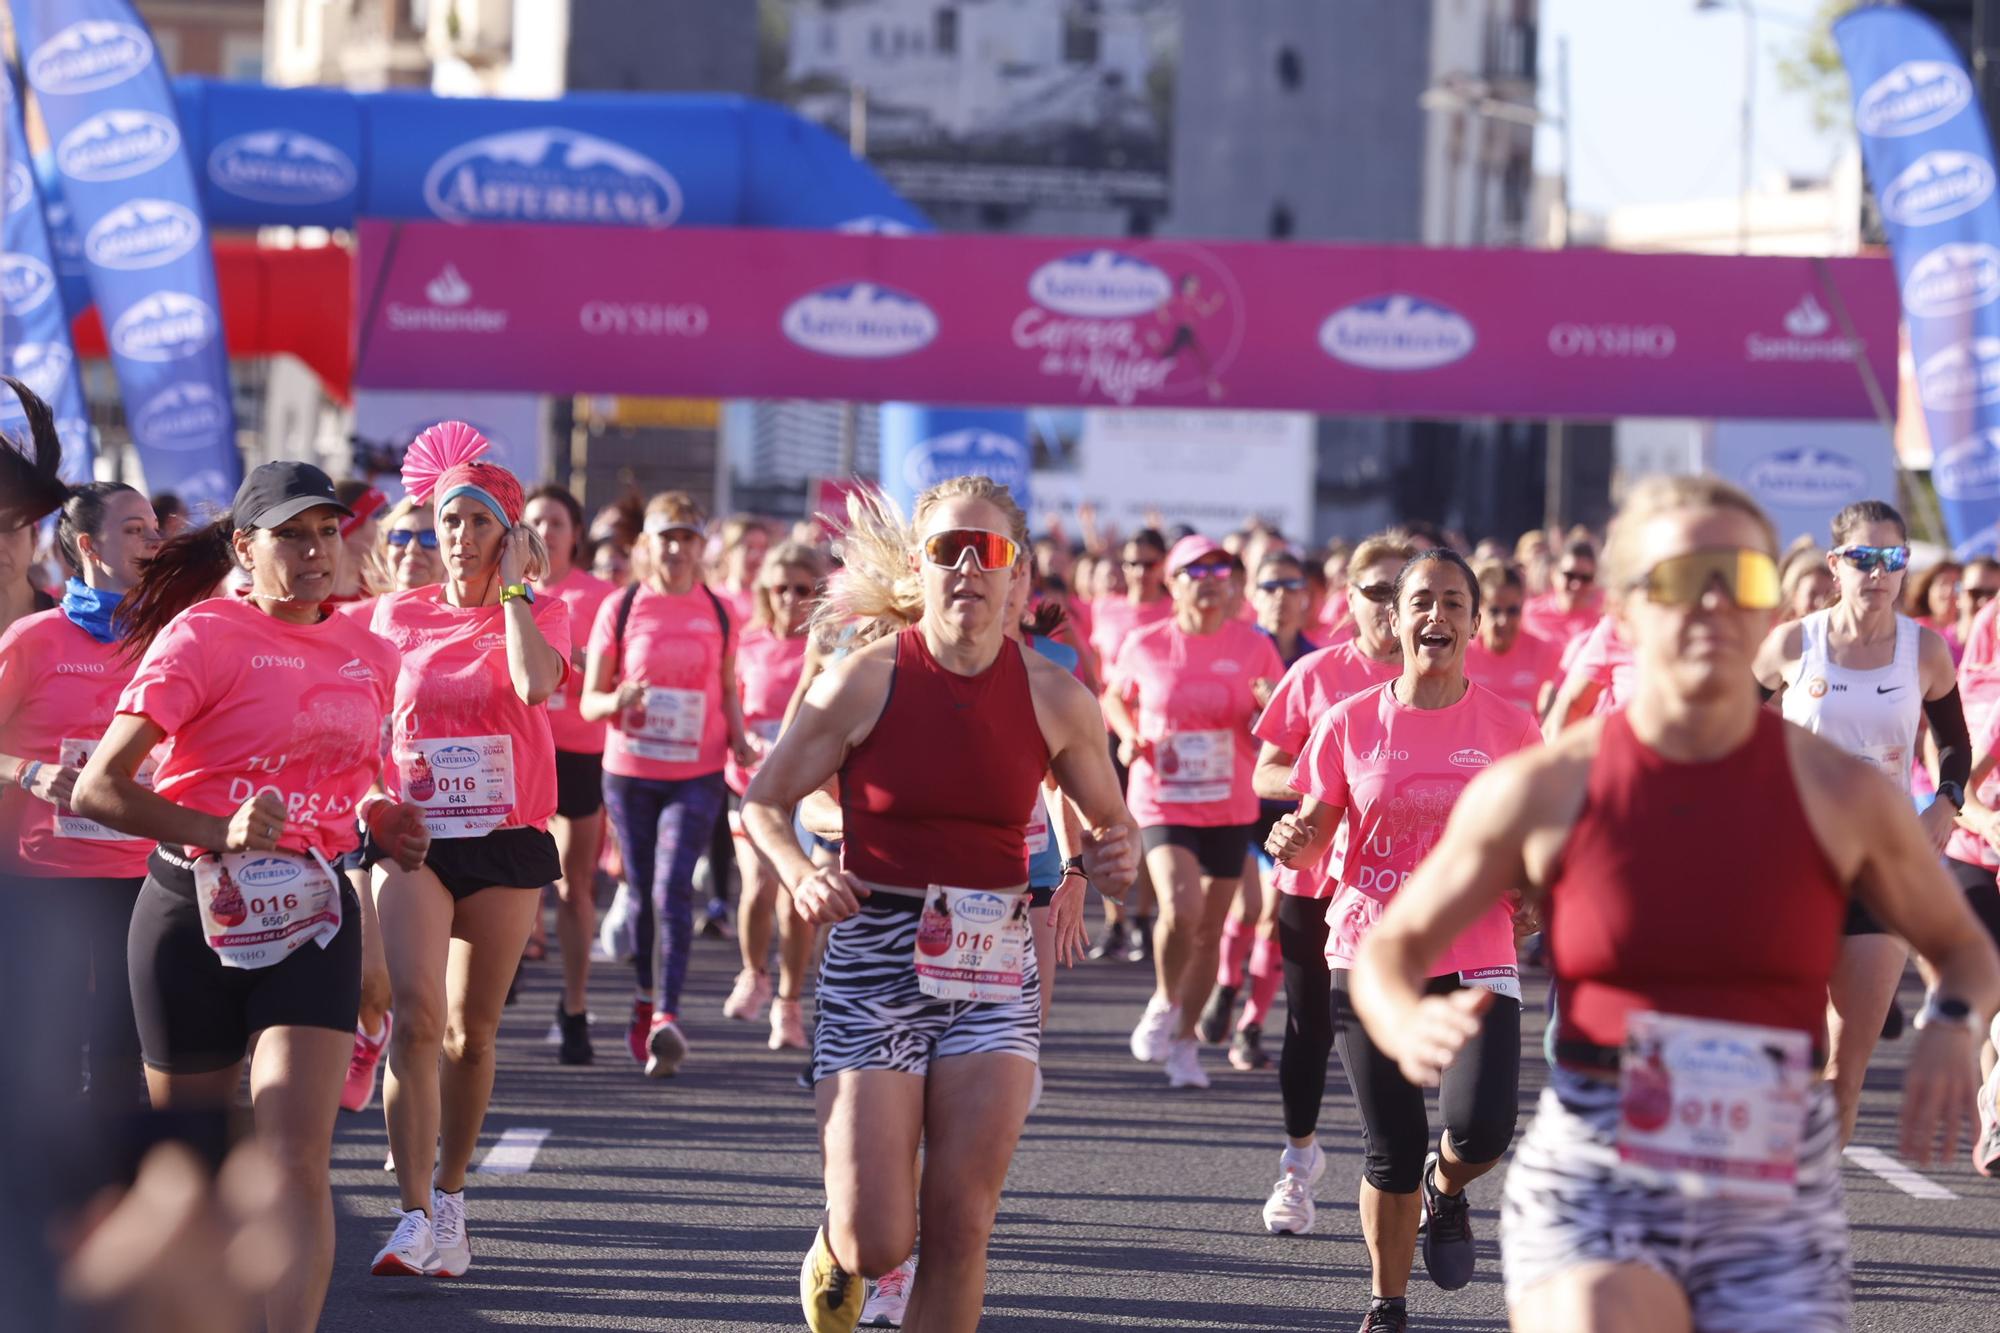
[1344,476,2000,1333]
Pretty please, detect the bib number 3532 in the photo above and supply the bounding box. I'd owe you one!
[914,886,1031,1003]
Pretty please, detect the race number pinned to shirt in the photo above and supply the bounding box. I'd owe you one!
[401,734,515,838]
[1856,743,1909,787]
[624,687,705,763]
[1155,729,1232,804]
[193,849,343,970]
[1458,965,1523,1005]
[1026,799,1051,855]
[914,886,1032,1003]
[1616,1010,1813,1202]
[53,737,158,840]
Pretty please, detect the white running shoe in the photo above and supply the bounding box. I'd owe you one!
[1262,1141,1326,1234]
[431,1187,471,1278]
[370,1207,440,1276]
[1027,1063,1044,1115]
[1164,1037,1209,1089]
[1977,1063,2000,1179]
[1129,997,1178,1063]
[597,881,638,962]
[645,1015,689,1078]
[860,1256,915,1327]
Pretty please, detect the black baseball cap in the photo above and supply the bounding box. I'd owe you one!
[231,461,353,530]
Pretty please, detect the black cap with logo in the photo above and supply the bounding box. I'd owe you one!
[231,461,353,530]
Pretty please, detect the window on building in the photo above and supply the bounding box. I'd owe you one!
[935,7,957,55]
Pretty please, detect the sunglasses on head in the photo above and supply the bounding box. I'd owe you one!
[1355,582,1397,604]
[1832,544,1910,574]
[1178,561,1233,581]
[922,528,1021,572]
[1634,547,1780,610]
[1257,577,1307,592]
[388,528,439,550]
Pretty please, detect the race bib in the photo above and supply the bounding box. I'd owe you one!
[193,849,343,971]
[1458,965,1523,1005]
[624,686,706,763]
[401,734,515,838]
[1616,1010,1813,1202]
[1026,799,1051,855]
[53,737,157,840]
[1856,743,1910,788]
[914,886,1032,1003]
[1155,729,1233,804]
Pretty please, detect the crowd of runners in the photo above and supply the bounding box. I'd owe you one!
[3,372,2000,1333]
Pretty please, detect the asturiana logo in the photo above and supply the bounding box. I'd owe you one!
[0,255,55,314]
[1917,337,2000,411]
[55,109,180,183]
[1447,748,1493,769]
[1744,448,1870,510]
[954,892,1008,925]
[900,429,1028,494]
[110,292,218,364]
[1319,295,1476,371]
[1904,243,2000,317]
[1935,430,2000,502]
[1857,60,1974,138]
[208,131,357,205]
[431,745,481,771]
[26,20,152,95]
[782,283,938,359]
[84,198,201,271]
[239,857,304,889]
[338,659,375,683]
[423,129,683,227]
[9,343,73,403]
[4,162,33,218]
[1880,150,1997,229]
[134,382,230,451]
[474,633,507,653]
[1028,250,1173,319]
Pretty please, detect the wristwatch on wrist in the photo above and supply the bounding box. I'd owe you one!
[500,582,535,605]
[1915,992,1980,1033]
[1062,854,1087,879]
[1937,780,1967,812]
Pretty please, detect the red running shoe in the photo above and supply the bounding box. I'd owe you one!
[627,997,654,1065]
[341,1013,393,1113]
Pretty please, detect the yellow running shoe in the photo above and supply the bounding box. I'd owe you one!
[799,1224,863,1333]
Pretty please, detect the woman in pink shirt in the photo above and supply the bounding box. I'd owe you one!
[1462,560,1561,717]
[1267,549,1538,1332]
[582,490,754,1079]
[1519,538,1602,650]
[712,512,770,627]
[364,424,570,1280]
[526,484,618,1066]
[0,398,161,1110]
[1108,535,1285,1090]
[71,461,419,1333]
[1087,530,1172,962]
[722,541,826,1050]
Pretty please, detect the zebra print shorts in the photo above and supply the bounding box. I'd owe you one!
[811,902,1041,1083]
[1500,1068,1850,1331]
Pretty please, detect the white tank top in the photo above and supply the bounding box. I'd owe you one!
[1781,609,1922,791]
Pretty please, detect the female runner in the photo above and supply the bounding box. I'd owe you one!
[1351,476,1998,1333]
[71,461,417,1333]
[1267,550,1537,1332]
[743,477,1135,1333]
[365,423,570,1279]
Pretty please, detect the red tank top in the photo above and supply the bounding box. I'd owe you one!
[840,627,1050,891]
[1547,708,1846,1051]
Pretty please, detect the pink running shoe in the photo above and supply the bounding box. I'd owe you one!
[723,968,773,1022]
[341,1013,393,1113]
[769,998,807,1051]
[627,997,655,1066]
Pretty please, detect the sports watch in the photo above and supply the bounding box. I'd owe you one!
[1915,992,1980,1034]
[1937,779,1967,812]
[500,582,536,606]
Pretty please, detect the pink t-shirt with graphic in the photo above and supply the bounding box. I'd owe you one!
[1113,617,1285,828]
[1090,597,1172,686]
[119,596,400,862]
[727,625,808,795]
[1252,639,1402,898]
[538,568,617,755]
[0,609,149,876]
[1292,680,1538,977]
[370,586,570,832]
[590,584,731,782]
[1464,631,1561,715]
[1563,615,1636,714]
[1951,668,2000,871]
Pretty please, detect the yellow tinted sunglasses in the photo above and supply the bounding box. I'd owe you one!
[1633,547,1780,611]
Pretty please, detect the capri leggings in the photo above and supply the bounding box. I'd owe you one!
[1278,893,1334,1140]
[1332,969,1520,1194]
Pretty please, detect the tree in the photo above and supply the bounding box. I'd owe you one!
[1774,0,1864,136]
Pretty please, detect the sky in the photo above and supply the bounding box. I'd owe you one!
[1535,0,1847,215]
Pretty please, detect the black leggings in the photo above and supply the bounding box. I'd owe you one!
[1948,856,2000,950]
[1277,893,1334,1140]
[19,874,144,1107]
[1332,969,1520,1194]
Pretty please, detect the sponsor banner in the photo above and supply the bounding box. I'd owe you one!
[878,406,1032,518]
[0,65,93,481]
[1709,420,1900,548]
[354,220,1897,420]
[351,389,546,497]
[170,79,927,233]
[1033,409,1315,543]
[17,2,239,510]
[1838,9,2000,554]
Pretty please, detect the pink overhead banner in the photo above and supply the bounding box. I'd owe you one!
[354,221,1898,420]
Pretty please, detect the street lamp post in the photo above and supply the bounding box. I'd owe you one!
[1697,0,1759,255]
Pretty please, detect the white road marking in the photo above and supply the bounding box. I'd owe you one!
[1842,1146,1959,1200]
[477,1127,552,1175]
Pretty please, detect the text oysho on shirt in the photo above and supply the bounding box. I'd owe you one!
[371,585,571,832]
[590,584,730,782]
[1291,679,1539,976]
[119,595,400,862]
[1112,617,1285,829]
[537,567,617,756]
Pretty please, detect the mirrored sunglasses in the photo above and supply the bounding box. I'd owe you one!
[1635,547,1780,610]
[922,528,1021,572]
[387,528,439,550]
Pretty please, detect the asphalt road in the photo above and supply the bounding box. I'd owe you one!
[319,918,2000,1332]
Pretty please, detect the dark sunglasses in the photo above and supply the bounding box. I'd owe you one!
[388,528,439,550]
[769,582,818,598]
[1966,586,1999,605]
[1178,562,1233,581]
[1257,577,1307,592]
[1833,544,1910,574]
[1560,568,1595,587]
[922,528,1021,572]
[1354,582,1396,604]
